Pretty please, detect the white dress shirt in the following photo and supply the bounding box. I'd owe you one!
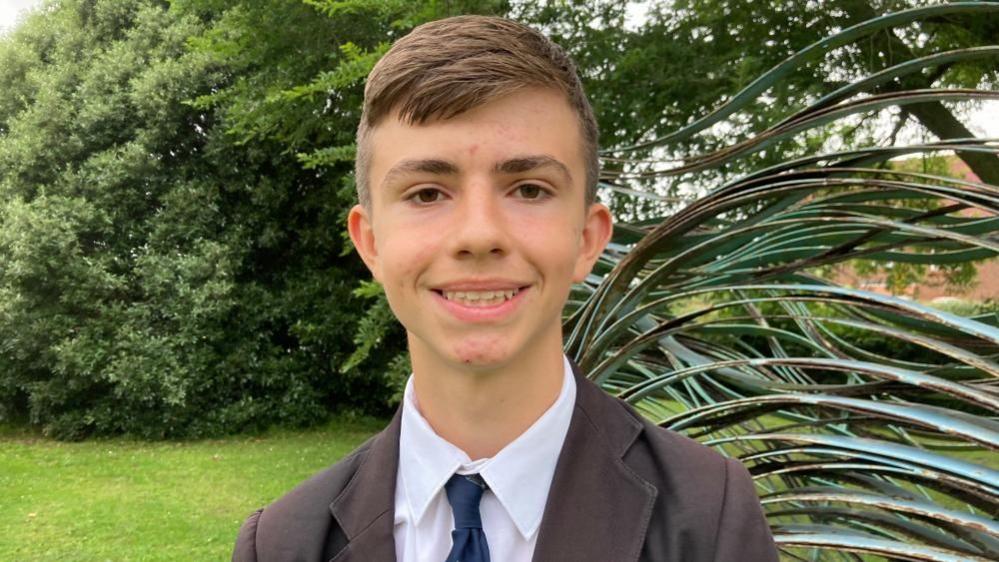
[393,355,577,562]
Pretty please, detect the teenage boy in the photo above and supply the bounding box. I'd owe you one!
[233,15,779,562]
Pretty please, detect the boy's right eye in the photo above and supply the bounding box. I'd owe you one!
[409,187,443,204]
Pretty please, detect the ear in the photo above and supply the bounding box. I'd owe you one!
[347,204,382,282]
[572,202,613,283]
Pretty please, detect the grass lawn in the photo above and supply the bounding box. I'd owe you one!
[1,415,386,562]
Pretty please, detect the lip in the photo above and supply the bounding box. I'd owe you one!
[433,279,530,291]
[431,285,531,323]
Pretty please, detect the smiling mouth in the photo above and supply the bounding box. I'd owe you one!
[432,287,529,307]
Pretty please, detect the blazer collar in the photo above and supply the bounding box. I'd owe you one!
[327,360,657,562]
[530,360,658,562]
[327,405,401,561]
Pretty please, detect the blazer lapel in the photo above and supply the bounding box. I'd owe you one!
[532,363,658,562]
[327,407,402,562]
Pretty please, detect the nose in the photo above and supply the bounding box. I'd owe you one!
[449,183,509,260]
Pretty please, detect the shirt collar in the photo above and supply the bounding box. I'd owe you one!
[398,355,577,540]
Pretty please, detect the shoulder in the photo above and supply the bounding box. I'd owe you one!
[594,392,776,561]
[577,376,732,482]
[570,363,733,479]
[231,434,377,562]
[624,406,744,508]
[608,390,745,494]
[628,403,731,476]
[270,435,376,514]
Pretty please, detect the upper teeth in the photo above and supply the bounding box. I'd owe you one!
[442,289,519,303]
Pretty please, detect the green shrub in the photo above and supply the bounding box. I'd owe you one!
[0,0,409,438]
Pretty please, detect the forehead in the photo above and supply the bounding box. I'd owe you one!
[366,88,586,186]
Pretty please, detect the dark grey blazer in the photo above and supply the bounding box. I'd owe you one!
[232,363,779,561]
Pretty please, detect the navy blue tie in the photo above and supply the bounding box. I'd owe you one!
[444,473,491,562]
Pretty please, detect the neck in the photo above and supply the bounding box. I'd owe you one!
[409,332,565,460]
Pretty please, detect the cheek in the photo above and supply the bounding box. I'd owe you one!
[515,218,581,280]
[377,225,440,293]
[529,243,577,333]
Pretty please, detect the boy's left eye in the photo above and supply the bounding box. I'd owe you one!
[409,187,444,203]
[515,183,549,199]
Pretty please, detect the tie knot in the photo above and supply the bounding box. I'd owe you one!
[444,473,487,529]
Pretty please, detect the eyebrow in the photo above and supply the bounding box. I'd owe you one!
[495,155,573,184]
[381,158,459,190]
[380,154,573,191]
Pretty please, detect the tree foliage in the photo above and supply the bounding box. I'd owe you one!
[0,0,240,438]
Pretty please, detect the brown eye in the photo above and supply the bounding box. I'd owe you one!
[414,188,442,203]
[517,184,545,199]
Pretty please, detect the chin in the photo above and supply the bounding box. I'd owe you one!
[448,339,517,369]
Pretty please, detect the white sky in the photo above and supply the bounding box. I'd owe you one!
[966,102,999,138]
[0,0,43,34]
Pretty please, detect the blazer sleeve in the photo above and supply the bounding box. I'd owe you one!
[232,508,263,562]
[712,459,779,562]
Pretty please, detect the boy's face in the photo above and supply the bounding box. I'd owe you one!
[348,87,612,372]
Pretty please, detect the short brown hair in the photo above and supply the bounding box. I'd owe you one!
[355,15,599,208]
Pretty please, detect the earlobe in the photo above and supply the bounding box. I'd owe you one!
[573,202,613,283]
[347,204,381,282]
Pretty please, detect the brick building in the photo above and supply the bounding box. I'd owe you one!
[829,156,997,303]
